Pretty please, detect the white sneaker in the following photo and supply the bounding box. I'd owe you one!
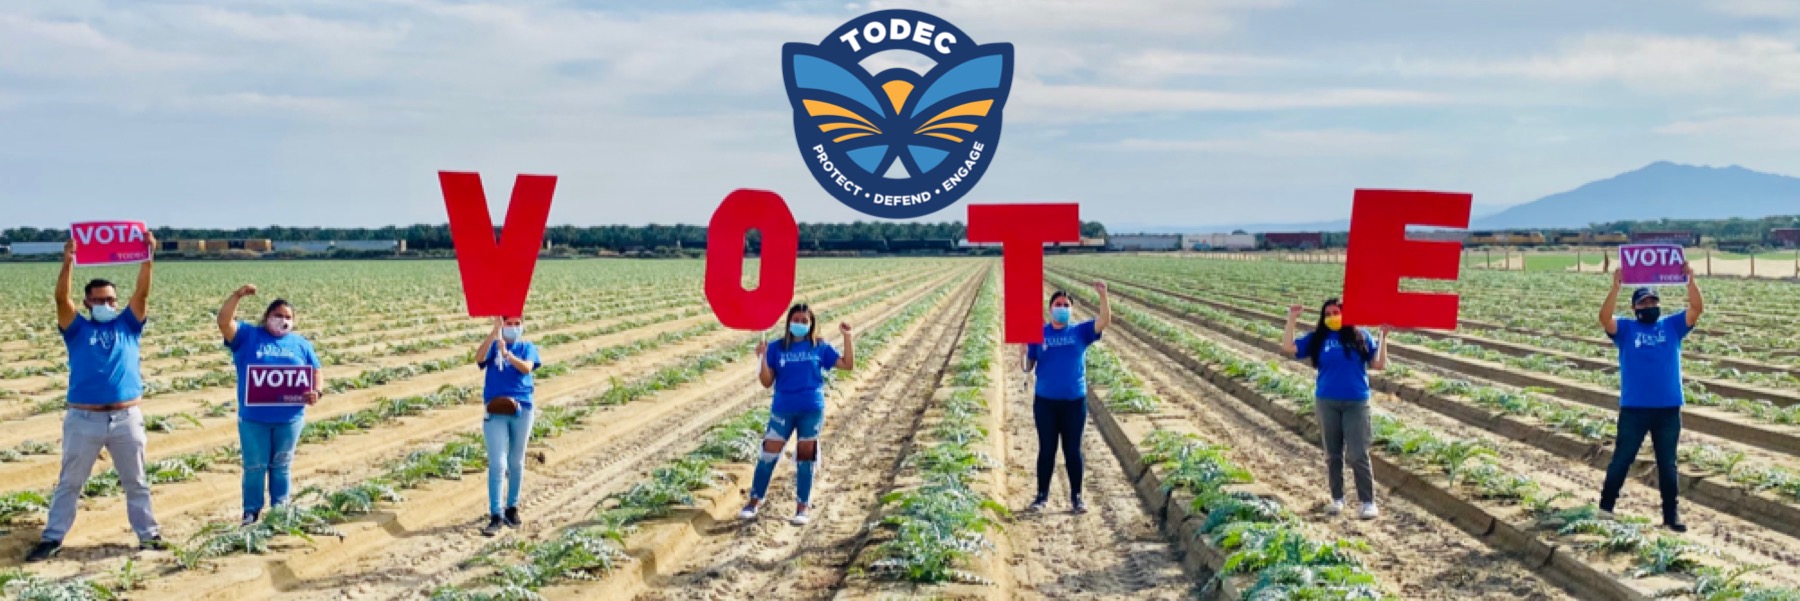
[788,504,811,526]
[1359,502,1379,520]
[738,501,760,521]
[1326,499,1344,516]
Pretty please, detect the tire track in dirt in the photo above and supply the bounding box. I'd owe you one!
[629,270,986,601]
[299,266,986,601]
[996,334,1193,600]
[1101,323,1574,600]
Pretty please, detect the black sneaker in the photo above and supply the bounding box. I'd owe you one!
[241,511,260,526]
[25,540,61,563]
[1664,520,1688,533]
[140,536,170,551]
[1071,497,1088,515]
[503,507,522,528]
[481,514,504,537]
[1027,496,1048,513]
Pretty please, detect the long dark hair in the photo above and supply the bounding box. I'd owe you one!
[1305,297,1371,368]
[781,303,820,350]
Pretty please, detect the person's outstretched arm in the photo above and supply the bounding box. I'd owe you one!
[1600,269,1623,337]
[1683,263,1703,328]
[219,285,256,345]
[756,339,774,388]
[128,231,155,320]
[476,318,501,367]
[1093,281,1112,333]
[55,240,78,330]
[1281,304,1303,356]
[1371,327,1390,371]
[834,322,855,370]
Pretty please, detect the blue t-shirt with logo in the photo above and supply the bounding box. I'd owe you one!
[61,308,146,404]
[1293,330,1377,402]
[1610,311,1692,408]
[478,341,541,409]
[1027,321,1102,401]
[767,339,841,415]
[227,321,322,423]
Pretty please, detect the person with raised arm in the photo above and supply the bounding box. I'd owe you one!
[1282,298,1389,520]
[1021,281,1110,515]
[740,303,853,526]
[475,315,540,537]
[29,235,166,562]
[1597,263,1702,533]
[219,284,322,526]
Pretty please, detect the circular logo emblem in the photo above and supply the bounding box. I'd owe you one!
[783,10,1014,219]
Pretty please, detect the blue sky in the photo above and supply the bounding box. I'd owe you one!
[4,0,1800,230]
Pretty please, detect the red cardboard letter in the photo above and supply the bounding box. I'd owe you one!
[967,203,1081,344]
[1341,189,1471,330]
[439,172,557,317]
[705,189,799,331]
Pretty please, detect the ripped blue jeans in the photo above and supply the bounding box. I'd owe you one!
[749,411,824,505]
[239,418,305,515]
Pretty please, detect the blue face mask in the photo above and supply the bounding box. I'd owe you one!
[89,304,120,323]
[1051,306,1072,324]
[788,322,811,338]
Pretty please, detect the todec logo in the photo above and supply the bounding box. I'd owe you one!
[783,10,1013,219]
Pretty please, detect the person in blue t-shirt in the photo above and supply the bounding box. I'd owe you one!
[740,303,853,526]
[31,237,166,563]
[219,285,322,526]
[475,315,540,537]
[1598,264,1702,533]
[1021,281,1110,515]
[1282,298,1389,521]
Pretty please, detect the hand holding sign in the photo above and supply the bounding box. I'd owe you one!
[70,221,153,266]
[247,366,318,406]
[1619,244,1688,286]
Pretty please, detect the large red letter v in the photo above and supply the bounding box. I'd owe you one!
[439,171,557,317]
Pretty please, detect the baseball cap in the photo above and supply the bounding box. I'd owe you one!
[1631,287,1659,305]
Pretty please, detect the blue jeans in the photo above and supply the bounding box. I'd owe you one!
[750,411,824,505]
[1600,406,1682,522]
[239,418,305,515]
[483,408,535,516]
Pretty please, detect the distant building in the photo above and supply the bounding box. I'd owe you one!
[1107,234,1182,251]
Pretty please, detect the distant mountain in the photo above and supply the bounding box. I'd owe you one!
[1473,162,1800,230]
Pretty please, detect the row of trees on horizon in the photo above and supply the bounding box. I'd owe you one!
[2,221,1112,250]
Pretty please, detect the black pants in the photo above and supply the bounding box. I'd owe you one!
[1599,406,1682,522]
[1033,396,1086,500]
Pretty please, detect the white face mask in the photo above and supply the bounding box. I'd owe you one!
[265,316,293,335]
[501,326,523,342]
[89,304,120,323]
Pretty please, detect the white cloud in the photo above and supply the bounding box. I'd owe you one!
[1389,34,1800,95]
[1654,114,1800,147]
[1011,82,1453,121]
[1708,0,1800,18]
[1112,50,1293,82]
[1098,129,1437,158]
[864,0,1287,35]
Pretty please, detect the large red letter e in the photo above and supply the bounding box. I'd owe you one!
[1341,189,1471,330]
[967,203,1080,344]
[440,172,556,317]
[705,189,799,331]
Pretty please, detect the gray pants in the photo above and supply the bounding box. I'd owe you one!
[1315,399,1375,504]
[43,407,160,542]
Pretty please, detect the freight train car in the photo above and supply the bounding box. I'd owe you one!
[1107,234,1182,251]
[1629,231,1698,246]
[1469,231,1547,246]
[1262,232,1324,250]
[1772,228,1800,248]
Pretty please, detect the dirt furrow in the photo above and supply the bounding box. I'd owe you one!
[628,271,985,601]
[996,336,1192,599]
[1102,323,1575,600]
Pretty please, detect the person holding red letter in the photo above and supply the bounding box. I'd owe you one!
[1282,299,1389,520]
[1020,281,1110,515]
[741,303,854,526]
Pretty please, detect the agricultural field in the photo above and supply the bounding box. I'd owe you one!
[0,254,1797,600]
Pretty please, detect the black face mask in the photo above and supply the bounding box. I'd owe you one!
[1635,307,1661,324]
